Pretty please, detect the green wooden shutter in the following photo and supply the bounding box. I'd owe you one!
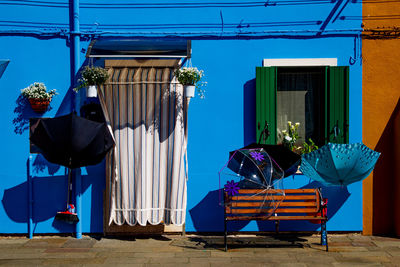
[325,66,349,144]
[256,67,277,144]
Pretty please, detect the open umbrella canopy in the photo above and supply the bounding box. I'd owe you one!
[223,147,284,189]
[300,143,380,186]
[238,143,301,177]
[227,148,278,188]
[30,112,114,169]
[219,147,285,218]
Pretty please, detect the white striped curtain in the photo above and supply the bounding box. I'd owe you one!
[98,60,188,226]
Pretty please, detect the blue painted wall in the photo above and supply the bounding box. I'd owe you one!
[0,0,362,234]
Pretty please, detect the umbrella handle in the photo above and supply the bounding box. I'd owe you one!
[66,168,72,209]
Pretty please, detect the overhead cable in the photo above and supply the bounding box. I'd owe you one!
[0,0,338,9]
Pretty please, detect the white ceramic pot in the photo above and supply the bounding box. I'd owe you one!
[86,85,97,98]
[184,85,195,98]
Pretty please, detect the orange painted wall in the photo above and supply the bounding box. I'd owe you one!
[362,3,400,236]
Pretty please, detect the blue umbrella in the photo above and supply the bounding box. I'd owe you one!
[300,143,380,186]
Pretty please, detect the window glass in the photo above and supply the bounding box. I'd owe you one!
[276,67,325,146]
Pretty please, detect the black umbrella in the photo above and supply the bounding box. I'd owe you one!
[230,143,301,178]
[30,112,114,169]
[30,112,114,223]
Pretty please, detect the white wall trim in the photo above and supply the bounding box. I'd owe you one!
[263,58,337,67]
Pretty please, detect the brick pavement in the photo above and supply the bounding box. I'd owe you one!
[0,233,399,266]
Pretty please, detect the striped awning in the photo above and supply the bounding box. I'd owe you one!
[86,38,191,59]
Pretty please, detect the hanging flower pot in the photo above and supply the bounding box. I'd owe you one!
[21,82,57,114]
[184,85,195,98]
[74,66,109,97]
[86,85,97,98]
[28,98,51,113]
[174,67,206,99]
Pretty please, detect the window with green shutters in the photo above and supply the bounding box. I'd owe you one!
[256,66,349,146]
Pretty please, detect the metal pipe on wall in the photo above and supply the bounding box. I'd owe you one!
[70,0,82,239]
[27,156,33,239]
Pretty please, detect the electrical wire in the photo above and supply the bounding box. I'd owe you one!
[1,0,399,9]
[0,0,338,9]
[0,20,323,30]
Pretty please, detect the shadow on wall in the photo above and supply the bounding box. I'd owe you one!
[13,90,74,135]
[243,79,256,146]
[13,95,52,135]
[1,154,105,233]
[372,97,400,236]
[188,189,248,232]
[189,181,350,232]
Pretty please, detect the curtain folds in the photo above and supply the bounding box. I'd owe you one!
[98,61,187,226]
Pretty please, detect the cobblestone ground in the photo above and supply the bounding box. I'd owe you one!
[0,233,399,266]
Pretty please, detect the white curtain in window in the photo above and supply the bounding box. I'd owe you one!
[98,61,188,226]
[277,71,320,144]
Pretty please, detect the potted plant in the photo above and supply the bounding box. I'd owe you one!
[74,66,110,97]
[174,67,205,98]
[280,121,301,153]
[21,82,57,113]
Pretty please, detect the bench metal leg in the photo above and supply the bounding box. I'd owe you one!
[321,221,328,251]
[224,219,228,252]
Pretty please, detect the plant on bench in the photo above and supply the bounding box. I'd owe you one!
[223,188,328,251]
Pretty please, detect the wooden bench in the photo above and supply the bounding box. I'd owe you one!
[224,188,328,251]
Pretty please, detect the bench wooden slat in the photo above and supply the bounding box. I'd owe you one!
[230,201,317,208]
[226,215,326,221]
[231,195,317,201]
[237,189,317,194]
[226,207,318,214]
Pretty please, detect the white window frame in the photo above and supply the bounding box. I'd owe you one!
[263,58,337,67]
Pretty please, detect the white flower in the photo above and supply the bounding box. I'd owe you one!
[288,121,292,127]
[21,82,57,100]
[295,122,300,127]
[284,136,292,141]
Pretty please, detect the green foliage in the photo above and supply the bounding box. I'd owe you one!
[300,138,319,154]
[174,67,203,86]
[174,67,207,98]
[21,82,57,100]
[280,121,300,152]
[74,66,110,92]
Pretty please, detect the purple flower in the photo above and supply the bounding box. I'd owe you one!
[224,180,240,196]
[250,151,264,162]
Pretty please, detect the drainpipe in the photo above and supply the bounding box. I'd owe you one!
[27,156,33,239]
[70,0,82,239]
